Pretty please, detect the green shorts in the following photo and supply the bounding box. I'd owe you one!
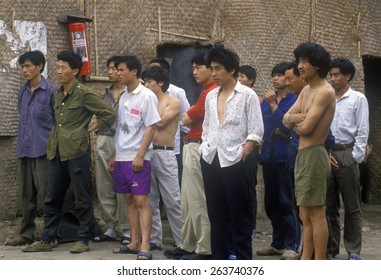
[294,145,331,206]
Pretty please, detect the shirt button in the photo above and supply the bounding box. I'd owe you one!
[58,124,62,127]
[62,102,65,106]
[60,113,63,116]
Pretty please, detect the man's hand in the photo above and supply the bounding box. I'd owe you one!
[132,155,144,172]
[108,156,115,172]
[329,153,339,169]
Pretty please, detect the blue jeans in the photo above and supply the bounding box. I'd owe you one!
[41,149,94,243]
[262,162,301,251]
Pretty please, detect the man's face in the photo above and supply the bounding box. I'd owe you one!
[57,60,77,86]
[297,57,318,81]
[107,61,119,83]
[117,62,135,86]
[285,68,305,95]
[329,67,350,92]
[271,73,287,90]
[238,72,253,87]
[20,59,41,81]
[144,78,162,94]
[192,63,212,85]
[210,61,234,86]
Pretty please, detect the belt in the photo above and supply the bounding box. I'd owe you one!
[184,139,202,144]
[331,143,354,151]
[153,144,174,150]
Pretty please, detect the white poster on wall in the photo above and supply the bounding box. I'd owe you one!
[0,20,48,77]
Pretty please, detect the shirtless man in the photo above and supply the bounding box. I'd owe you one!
[283,42,335,260]
[141,66,182,250]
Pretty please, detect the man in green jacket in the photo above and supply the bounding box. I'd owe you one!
[22,51,116,254]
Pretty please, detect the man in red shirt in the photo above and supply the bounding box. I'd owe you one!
[164,52,217,260]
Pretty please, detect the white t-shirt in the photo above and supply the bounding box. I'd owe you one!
[115,83,160,161]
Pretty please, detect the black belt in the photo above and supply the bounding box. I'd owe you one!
[331,143,354,151]
[153,144,174,150]
[184,139,202,144]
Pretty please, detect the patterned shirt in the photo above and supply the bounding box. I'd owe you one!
[201,81,263,167]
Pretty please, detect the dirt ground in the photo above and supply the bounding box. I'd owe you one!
[0,204,380,260]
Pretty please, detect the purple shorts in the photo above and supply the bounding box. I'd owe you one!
[112,161,151,196]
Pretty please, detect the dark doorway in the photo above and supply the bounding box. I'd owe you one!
[156,44,211,105]
[363,55,381,203]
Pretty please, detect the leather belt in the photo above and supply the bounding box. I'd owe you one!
[184,139,202,144]
[153,144,174,150]
[331,143,354,151]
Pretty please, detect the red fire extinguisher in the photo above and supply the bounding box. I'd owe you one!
[68,22,91,76]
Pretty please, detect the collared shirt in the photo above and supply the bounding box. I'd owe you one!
[167,84,190,154]
[115,83,160,161]
[98,85,126,135]
[201,81,263,167]
[331,87,369,163]
[47,79,116,161]
[17,77,56,158]
[259,92,297,164]
[184,81,218,142]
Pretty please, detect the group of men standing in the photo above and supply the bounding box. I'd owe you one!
[7,41,369,261]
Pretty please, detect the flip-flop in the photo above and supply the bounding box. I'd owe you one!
[137,251,153,260]
[93,234,116,242]
[112,245,139,254]
[150,242,164,251]
[121,236,131,245]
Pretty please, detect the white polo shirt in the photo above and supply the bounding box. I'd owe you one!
[115,83,160,161]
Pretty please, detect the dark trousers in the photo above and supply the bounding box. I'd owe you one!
[247,147,259,230]
[263,162,301,251]
[41,149,94,243]
[201,155,253,260]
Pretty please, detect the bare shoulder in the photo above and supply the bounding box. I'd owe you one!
[168,95,181,108]
[316,82,335,102]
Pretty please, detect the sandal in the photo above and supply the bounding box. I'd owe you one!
[93,234,116,242]
[112,245,139,254]
[150,242,163,250]
[137,251,153,260]
[121,236,131,245]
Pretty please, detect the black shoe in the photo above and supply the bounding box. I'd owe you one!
[180,252,212,260]
[164,247,193,259]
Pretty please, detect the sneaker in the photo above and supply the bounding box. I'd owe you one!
[51,239,59,248]
[281,249,300,260]
[22,240,53,252]
[5,235,33,246]
[164,247,193,259]
[180,252,212,260]
[256,246,284,256]
[228,254,237,260]
[348,253,362,260]
[69,241,90,254]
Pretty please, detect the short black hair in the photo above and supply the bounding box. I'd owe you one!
[191,52,207,66]
[271,62,289,77]
[329,57,356,82]
[239,65,257,86]
[116,55,142,78]
[141,66,170,92]
[107,55,122,67]
[57,51,83,77]
[285,60,300,77]
[293,42,331,78]
[18,50,46,73]
[149,58,170,72]
[206,45,240,78]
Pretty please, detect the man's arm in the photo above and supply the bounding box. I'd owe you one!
[295,89,332,136]
[353,95,369,163]
[283,93,303,128]
[132,124,156,172]
[156,99,181,128]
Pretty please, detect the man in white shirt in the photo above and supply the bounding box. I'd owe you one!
[110,55,160,260]
[327,58,369,260]
[200,45,263,260]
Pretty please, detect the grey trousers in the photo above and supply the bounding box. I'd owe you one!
[326,148,362,255]
[149,149,182,246]
[95,135,128,232]
[17,157,49,241]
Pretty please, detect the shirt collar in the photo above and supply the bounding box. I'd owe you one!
[128,83,144,95]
